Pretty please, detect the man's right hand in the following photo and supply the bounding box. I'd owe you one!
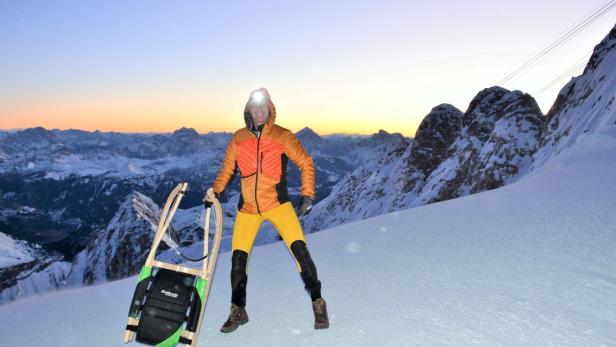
[204,190,219,209]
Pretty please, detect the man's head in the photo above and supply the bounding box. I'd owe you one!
[246,88,272,128]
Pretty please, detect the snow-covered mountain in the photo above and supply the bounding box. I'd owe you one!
[67,192,168,285]
[0,231,70,304]
[0,231,37,268]
[0,126,386,189]
[0,126,386,252]
[301,129,413,231]
[303,87,545,233]
[295,127,324,150]
[0,115,614,345]
[303,24,616,233]
[532,25,616,169]
[292,127,407,200]
[414,87,544,203]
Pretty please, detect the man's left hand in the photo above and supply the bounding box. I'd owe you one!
[296,196,313,217]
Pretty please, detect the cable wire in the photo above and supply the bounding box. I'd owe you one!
[534,50,594,95]
[497,0,616,86]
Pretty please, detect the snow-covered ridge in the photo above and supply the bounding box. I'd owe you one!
[0,126,402,181]
[0,127,227,180]
[67,192,163,285]
[533,24,616,169]
[303,87,545,232]
[303,24,616,234]
[0,231,37,269]
[0,231,70,304]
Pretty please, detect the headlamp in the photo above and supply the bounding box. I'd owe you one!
[251,91,265,104]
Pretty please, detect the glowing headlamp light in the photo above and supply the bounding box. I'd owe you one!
[251,91,266,103]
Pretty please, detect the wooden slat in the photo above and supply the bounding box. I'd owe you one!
[150,260,205,277]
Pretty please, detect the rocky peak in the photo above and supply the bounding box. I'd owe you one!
[584,24,616,74]
[295,127,322,147]
[172,127,200,138]
[410,104,464,176]
[294,127,324,153]
[296,126,320,138]
[20,126,56,138]
[465,86,508,119]
[71,191,162,285]
[465,87,543,142]
[118,191,160,223]
[167,127,203,155]
[5,126,57,147]
[371,129,405,142]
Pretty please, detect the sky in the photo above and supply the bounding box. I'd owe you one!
[0,0,614,137]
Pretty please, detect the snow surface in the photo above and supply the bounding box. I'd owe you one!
[0,133,615,346]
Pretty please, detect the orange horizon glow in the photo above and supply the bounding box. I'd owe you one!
[0,114,417,137]
[0,97,421,136]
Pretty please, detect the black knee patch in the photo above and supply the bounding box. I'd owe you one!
[231,250,248,307]
[290,240,322,301]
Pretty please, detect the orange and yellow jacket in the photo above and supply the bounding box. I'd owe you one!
[212,93,315,215]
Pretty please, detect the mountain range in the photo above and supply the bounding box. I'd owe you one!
[1,23,614,305]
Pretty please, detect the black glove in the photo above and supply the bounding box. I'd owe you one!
[296,196,313,217]
[204,191,220,209]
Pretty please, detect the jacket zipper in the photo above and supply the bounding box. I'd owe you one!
[260,152,263,173]
[254,132,262,215]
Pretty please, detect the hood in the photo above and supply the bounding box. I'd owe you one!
[244,87,277,132]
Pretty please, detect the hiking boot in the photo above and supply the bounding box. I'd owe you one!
[220,303,249,333]
[312,298,329,329]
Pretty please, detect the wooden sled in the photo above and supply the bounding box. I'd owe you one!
[123,183,223,347]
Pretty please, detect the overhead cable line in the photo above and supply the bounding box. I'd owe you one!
[497,0,616,87]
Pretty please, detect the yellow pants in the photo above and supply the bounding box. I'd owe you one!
[232,202,306,269]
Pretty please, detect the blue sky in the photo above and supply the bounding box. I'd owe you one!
[0,0,614,135]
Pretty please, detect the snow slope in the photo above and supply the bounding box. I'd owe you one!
[0,132,615,346]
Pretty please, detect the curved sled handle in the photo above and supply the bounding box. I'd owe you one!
[201,187,219,274]
[183,187,223,346]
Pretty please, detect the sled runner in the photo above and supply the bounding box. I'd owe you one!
[123,183,223,347]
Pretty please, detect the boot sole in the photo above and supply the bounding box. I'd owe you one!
[315,321,329,329]
[220,317,249,333]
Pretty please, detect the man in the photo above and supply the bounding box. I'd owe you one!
[205,87,329,332]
